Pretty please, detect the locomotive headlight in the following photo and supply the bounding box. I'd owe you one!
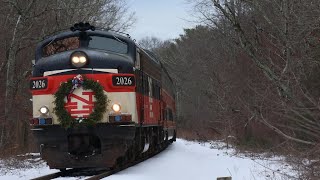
[112,103,121,112]
[39,106,49,115]
[72,56,80,63]
[70,51,88,68]
[79,56,86,63]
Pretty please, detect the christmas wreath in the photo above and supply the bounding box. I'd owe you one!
[53,75,108,128]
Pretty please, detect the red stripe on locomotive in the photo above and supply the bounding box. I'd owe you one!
[30,73,135,95]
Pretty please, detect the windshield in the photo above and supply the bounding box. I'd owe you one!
[88,36,128,54]
[43,37,79,57]
[42,35,128,57]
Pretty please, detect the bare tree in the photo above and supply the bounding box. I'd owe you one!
[138,36,164,50]
[174,0,320,177]
[189,0,320,143]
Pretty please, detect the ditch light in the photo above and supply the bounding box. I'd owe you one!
[112,103,121,112]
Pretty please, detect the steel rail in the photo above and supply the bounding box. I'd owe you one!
[85,141,171,180]
[31,171,62,180]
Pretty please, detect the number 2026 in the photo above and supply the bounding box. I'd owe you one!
[33,80,46,89]
[115,77,132,85]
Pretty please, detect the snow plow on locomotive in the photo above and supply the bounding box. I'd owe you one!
[29,23,176,169]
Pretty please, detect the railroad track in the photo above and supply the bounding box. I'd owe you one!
[31,171,62,180]
[32,141,172,180]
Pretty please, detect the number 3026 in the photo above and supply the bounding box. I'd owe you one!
[30,79,47,90]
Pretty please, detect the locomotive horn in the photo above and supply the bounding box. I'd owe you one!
[70,22,95,32]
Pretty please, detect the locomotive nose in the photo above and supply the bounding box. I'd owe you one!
[33,49,134,76]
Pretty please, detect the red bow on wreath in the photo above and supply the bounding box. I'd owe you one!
[67,74,83,101]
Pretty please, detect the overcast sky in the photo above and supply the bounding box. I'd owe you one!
[127,0,196,41]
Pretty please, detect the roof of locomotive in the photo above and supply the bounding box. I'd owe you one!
[35,29,135,60]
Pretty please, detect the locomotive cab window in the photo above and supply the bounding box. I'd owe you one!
[42,35,128,57]
[88,36,128,54]
[135,49,141,69]
[43,37,79,57]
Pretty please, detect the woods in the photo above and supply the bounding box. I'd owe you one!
[0,0,319,178]
[139,0,320,178]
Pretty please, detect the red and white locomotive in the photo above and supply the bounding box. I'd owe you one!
[29,23,176,169]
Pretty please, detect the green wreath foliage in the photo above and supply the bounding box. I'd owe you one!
[53,78,108,128]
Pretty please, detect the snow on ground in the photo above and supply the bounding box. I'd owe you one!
[0,139,297,180]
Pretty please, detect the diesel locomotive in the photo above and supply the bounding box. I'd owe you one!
[29,23,176,169]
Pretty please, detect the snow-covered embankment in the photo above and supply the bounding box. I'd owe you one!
[0,139,296,180]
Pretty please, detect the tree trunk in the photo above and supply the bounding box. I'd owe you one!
[4,15,21,121]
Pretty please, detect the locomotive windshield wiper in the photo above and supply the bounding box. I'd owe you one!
[110,32,127,45]
[44,35,58,48]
